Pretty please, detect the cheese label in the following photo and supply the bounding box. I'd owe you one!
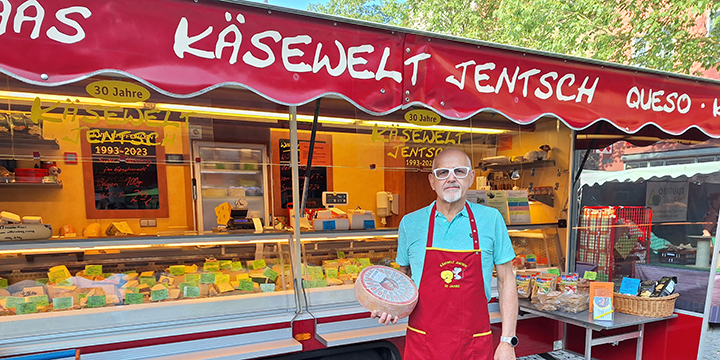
[0,279,7,288]
[58,278,73,286]
[87,295,107,308]
[252,259,267,269]
[125,286,139,294]
[85,265,102,276]
[200,273,216,284]
[151,289,169,301]
[239,279,254,292]
[345,265,359,274]
[547,268,560,276]
[315,279,328,287]
[263,268,278,282]
[236,273,250,281]
[219,260,232,270]
[337,251,346,259]
[169,265,186,276]
[139,277,156,287]
[17,302,38,315]
[584,271,598,280]
[185,274,200,285]
[28,295,49,306]
[183,286,201,298]
[215,274,230,284]
[308,266,324,277]
[35,278,49,285]
[6,297,26,309]
[125,292,143,305]
[231,261,244,271]
[260,283,275,292]
[78,293,88,300]
[360,266,417,304]
[358,258,372,266]
[48,270,70,284]
[325,268,339,278]
[53,296,73,310]
[204,261,220,272]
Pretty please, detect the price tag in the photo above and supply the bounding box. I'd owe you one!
[219,260,232,270]
[17,302,38,315]
[125,286,139,294]
[231,261,244,271]
[363,220,375,229]
[584,271,598,280]
[185,274,200,285]
[78,293,88,300]
[85,265,103,276]
[87,295,107,308]
[358,258,371,267]
[263,268,278,282]
[239,279,254,292]
[322,221,336,231]
[260,283,275,292]
[139,277,156,287]
[0,279,7,288]
[58,278,73,286]
[547,268,560,276]
[236,273,250,281]
[252,259,267,270]
[169,265,186,276]
[125,292,143,305]
[619,277,642,296]
[35,278,49,285]
[308,266,324,277]
[28,295,49,306]
[325,268,339,278]
[183,286,201,298]
[315,279,328,287]
[337,251,346,259]
[204,261,220,272]
[345,265,359,274]
[151,288,169,301]
[215,274,230,284]
[48,270,70,284]
[53,297,73,310]
[6,297,26,310]
[200,273,216,284]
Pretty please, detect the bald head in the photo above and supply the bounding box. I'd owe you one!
[432,148,472,170]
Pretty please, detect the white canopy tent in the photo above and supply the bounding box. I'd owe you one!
[580,161,720,187]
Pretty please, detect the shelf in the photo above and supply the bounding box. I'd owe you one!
[0,136,60,150]
[479,159,555,172]
[529,194,554,207]
[0,182,62,188]
[200,169,260,175]
[201,194,264,200]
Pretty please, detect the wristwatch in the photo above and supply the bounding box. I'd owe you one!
[500,336,519,347]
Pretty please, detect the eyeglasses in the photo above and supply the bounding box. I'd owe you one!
[432,167,471,180]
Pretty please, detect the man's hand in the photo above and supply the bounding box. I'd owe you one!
[494,341,516,360]
[370,310,399,325]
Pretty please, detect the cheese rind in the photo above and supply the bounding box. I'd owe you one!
[354,265,418,319]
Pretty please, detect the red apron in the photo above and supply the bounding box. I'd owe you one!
[404,203,492,360]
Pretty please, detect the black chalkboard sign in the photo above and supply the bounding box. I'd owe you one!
[279,139,327,209]
[82,127,168,218]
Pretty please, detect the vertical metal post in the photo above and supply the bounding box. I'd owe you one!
[585,328,592,360]
[636,324,644,360]
[289,106,305,313]
[697,214,720,360]
[568,130,580,273]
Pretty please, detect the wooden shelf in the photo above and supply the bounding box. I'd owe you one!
[0,182,62,188]
[0,137,60,150]
[479,159,555,172]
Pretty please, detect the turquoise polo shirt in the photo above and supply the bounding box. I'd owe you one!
[396,201,515,301]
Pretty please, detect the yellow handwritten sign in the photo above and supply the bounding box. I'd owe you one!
[86,81,151,103]
[405,109,441,126]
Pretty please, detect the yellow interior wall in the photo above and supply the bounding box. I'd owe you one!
[329,132,386,225]
[0,114,192,236]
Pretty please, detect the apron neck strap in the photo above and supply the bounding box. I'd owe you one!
[427,202,479,250]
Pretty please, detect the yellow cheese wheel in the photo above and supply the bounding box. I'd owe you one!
[354,265,418,319]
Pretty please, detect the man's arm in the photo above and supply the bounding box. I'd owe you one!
[399,265,411,277]
[494,261,517,360]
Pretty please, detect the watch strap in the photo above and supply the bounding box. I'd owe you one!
[500,336,519,347]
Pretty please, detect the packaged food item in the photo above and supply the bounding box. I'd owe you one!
[559,273,579,293]
[531,275,557,303]
[534,290,562,311]
[559,292,590,313]
[639,280,657,298]
[651,276,677,297]
[525,254,537,269]
[516,275,533,299]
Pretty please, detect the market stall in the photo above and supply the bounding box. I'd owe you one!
[0,0,719,359]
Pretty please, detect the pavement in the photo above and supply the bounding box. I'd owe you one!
[701,323,720,360]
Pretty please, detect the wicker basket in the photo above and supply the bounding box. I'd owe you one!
[613,292,679,317]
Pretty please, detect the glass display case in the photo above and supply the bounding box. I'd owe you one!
[193,142,270,232]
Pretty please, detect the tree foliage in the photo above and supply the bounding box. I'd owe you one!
[307,0,720,75]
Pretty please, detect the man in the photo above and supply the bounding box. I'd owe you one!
[702,193,720,237]
[372,148,518,360]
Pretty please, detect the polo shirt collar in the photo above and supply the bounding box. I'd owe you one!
[428,200,469,219]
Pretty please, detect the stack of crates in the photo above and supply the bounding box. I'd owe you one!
[576,206,652,282]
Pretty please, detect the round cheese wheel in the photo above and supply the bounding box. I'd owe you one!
[354,265,418,319]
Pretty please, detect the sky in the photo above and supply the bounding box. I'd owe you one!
[249,0,323,11]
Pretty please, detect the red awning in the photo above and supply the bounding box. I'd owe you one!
[1,0,720,137]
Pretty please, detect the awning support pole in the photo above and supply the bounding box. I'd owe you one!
[288,106,305,315]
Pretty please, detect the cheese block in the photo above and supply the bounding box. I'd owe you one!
[21,216,42,224]
[0,211,21,223]
[354,265,418,319]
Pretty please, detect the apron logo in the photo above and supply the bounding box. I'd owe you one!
[440,267,464,284]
